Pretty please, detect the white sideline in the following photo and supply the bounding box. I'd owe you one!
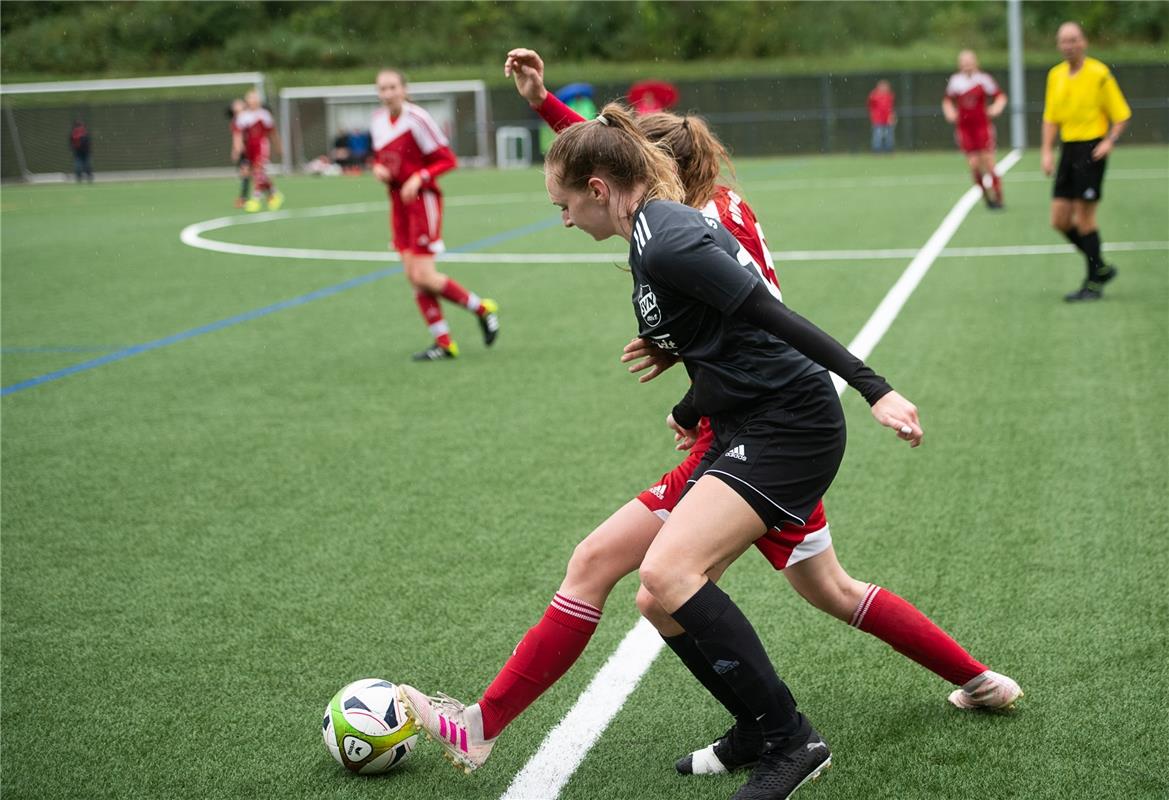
[500,149,1023,800]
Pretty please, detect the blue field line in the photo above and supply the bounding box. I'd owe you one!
[1,268,399,397]
[2,211,566,398]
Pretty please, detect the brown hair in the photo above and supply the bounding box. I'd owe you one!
[377,67,407,85]
[636,112,733,208]
[544,102,685,206]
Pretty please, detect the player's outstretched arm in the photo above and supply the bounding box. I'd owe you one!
[504,48,548,107]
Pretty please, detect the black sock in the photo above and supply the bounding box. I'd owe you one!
[241,177,251,200]
[670,581,802,743]
[1062,226,1086,253]
[663,632,758,733]
[1079,230,1106,280]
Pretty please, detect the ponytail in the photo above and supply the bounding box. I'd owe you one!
[636,111,733,208]
[544,102,684,205]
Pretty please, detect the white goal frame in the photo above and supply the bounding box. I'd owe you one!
[278,80,490,174]
[0,72,267,182]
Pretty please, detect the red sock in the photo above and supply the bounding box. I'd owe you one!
[852,584,986,686]
[991,173,1003,202]
[477,593,601,739]
[413,289,452,348]
[439,278,484,315]
[970,167,988,196]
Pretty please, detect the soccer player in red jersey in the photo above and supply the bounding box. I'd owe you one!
[943,50,1008,209]
[231,90,283,213]
[397,49,1019,785]
[370,69,499,362]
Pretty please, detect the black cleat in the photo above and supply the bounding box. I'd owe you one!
[730,723,831,800]
[478,298,500,347]
[1064,284,1103,302]
[411,342,459,361]
[676,723,764,775]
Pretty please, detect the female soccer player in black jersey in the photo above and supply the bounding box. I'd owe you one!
[544,104,926,800]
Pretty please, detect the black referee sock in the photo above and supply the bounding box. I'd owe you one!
[669,581,802,743]
[1079,229,1107,280]
[1062,226,1086,253]
[662,632,758,732]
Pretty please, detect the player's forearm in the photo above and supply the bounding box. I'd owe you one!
[420,147,458,182]
[671,385,700,431]
[734,282,893,405]
[1106,119,1129,143]
[536,94,585,132]
[990,95,1008,117]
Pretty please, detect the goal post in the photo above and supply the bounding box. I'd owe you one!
[0,72,266,183]
[278,80,490,174]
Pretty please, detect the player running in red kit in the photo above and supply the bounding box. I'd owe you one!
[371,69,499,361]
[396,48,1020,785]
[943,50,1008,209]
[232,89,283,213]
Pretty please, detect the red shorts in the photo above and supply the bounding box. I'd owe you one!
[956,121,995,154]
[636,417,832,570]
[245,138,270,168]
[391,188,444,256]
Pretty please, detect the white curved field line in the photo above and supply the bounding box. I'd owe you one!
[179,207,1167,266]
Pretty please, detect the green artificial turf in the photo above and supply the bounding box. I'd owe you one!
[2,147,1167,799]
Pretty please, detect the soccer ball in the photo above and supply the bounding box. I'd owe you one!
[322,678,419,774]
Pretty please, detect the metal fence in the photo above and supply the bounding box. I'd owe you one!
[491,63,1169,158]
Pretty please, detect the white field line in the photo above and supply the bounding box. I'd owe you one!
[179,208,1167,266]
[500,148,1024,800]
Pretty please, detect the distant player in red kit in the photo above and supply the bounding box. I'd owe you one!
[232,89,284,212]
[943,50,1008,209]
[371,69,499,362]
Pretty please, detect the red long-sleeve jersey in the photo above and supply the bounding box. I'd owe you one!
[371,103,457,192]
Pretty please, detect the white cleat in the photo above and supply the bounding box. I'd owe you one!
[948,670,1023,710]
[397,684,496,773]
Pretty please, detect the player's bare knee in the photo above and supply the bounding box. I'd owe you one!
[564,536,626,593]
[635,585,676,630]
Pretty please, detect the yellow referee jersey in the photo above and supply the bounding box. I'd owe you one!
[1043,57,1132,142]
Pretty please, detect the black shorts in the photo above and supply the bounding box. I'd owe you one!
[1053,139,1107,201]
[682,371,846,531]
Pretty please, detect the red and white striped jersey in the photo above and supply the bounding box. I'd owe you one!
[702,186,781,298]
[945,71,1002,130]
[234,108,274,155]
[371,102,457,191]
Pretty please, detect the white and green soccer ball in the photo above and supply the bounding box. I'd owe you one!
[323,678,419,774]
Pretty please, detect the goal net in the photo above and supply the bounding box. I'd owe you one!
[1,72,267,183]
[278,80,490,174]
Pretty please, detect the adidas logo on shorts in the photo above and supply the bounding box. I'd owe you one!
[648,484,667,500]
[724,444,747,461]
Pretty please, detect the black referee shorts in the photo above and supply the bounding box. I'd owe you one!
[684,371,846,531]
[1053,139,1107,202]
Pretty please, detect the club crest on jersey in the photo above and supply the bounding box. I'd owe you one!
[638,284,661,327]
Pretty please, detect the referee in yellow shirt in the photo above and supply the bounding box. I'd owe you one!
[1041,21,1132,302]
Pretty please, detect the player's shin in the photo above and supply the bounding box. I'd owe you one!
[477,593,601,739]
[850,584,987,685]
[669,581,802,744]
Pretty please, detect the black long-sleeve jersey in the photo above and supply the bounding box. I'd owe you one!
[627,199,892,427]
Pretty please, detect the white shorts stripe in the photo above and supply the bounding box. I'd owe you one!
[784,524,832,568]
[702,469,806,527]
